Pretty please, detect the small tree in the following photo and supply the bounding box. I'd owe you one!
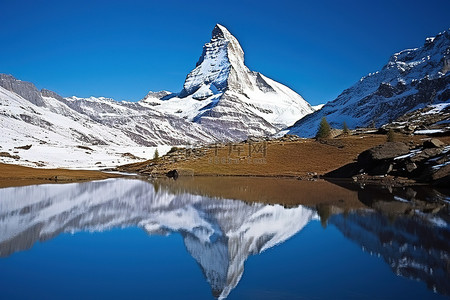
[153,149,159,160]
[342,121,350,135]
[316,117,331,139]
[370,119,376,129]
[316,204,331,229]
[386,129,395,142]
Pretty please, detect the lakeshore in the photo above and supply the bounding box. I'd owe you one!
[0,163,121,188]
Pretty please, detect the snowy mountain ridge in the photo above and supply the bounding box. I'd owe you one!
[288,28,450,137]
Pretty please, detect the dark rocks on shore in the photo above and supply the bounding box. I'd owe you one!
[325,139,449,187]
[423,138,445,148]
[357,142,410,174]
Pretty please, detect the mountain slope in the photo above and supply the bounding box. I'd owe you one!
[288,29,450,137]
[0,74,217,148]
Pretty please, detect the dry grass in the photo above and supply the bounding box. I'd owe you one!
[142,134,438,177]
[0,163,121,188]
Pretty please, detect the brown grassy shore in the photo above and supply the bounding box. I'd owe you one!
[154,176,365,209]
[0,163,121,188]
[119,134,448,177]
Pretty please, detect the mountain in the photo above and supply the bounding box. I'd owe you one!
[0,178,316,299]
[0,24,313,155]
[139,24,314,141]
[0,74,216,148]
[287,29,450,137]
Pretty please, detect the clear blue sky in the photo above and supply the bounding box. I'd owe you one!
[1,0,449,105]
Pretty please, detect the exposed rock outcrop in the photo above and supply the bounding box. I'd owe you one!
[325,139,450,187]
[0,74,45,106]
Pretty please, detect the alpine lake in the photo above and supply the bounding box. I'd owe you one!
[0,177,449,300]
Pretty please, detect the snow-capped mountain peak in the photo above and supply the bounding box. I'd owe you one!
[180,24,252,99]
[147,24,313,141]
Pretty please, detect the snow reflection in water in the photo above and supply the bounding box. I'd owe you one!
[0,178,448,299]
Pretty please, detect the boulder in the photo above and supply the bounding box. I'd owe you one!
[423,138,445,148]
[431,164,450,187]
[411,148,443,162]
[358,142,409,165]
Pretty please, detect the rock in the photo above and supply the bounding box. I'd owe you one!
[405,162,417,173]
[431,164,450,187]
[15,144,32,150]
[166,169,179,179]
[326,138,448,185]
[0,152,20,159]
[77,145,94,151]
[358,142,409,164]
[41,88,65,102]
[423,138,445,148]
[411,148,443,162]
[0,74,46,107]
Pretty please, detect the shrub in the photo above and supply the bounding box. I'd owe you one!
[153,149,159,160]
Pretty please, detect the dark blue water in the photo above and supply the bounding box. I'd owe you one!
[0,178,448,299]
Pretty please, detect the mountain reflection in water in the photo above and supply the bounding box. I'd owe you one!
[0,177,448,299]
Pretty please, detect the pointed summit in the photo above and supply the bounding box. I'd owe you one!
[148,24,313,141]
[211,24,233,40]
[179,24,252,99]
[210,24,244,57]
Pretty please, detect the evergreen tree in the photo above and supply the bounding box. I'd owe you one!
[342,121,350,135]
[316,117,331,139]
[153,149,159,160]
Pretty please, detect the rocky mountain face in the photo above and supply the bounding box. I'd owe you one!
[0,178,316,299]
[140,24,314,141]
[0,74,46,107]
[0,24,313,148]
[288,29,450,137]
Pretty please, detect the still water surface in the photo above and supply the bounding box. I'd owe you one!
[0,177,449,299]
